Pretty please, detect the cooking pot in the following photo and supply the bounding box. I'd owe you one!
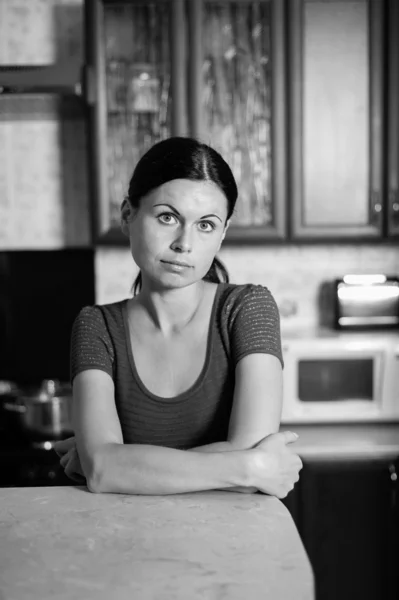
[3,379,74,441]
[0,381,20,435]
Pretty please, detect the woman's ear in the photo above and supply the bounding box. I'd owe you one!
[120,198,133,237]
[217,219,230,250]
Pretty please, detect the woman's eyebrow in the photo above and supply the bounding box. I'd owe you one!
[153,203,222,222]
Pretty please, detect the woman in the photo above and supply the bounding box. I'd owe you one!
[55,136,302,496]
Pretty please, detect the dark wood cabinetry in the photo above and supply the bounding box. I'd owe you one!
[387,0,399,237]
[85,0,287,243]
[3,1,398,246]
[283,454,399,600]
[287,0,391,241]
[85,0,399,245]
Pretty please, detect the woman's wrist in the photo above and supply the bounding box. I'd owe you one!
[242,449,264,491]
[227,449,253,488]
[187,441,235,453]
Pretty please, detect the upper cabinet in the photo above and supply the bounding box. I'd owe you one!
[85,0,398,245]
[288,0,385,240]
[387,0,399,237]
[189,0,287,241]
[85,0,287,244]
[85,0,181,243]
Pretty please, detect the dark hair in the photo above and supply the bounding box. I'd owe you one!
[126,137,238,295]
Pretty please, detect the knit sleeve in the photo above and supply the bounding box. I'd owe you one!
[70,306,115,383]
[229,285,284,368]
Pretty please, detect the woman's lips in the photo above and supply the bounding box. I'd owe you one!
[162,260,192,267]
[161,261,192,272]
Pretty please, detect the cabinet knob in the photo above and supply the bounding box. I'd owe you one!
[369,192,382,224]
[389,463,397,510]
[388,191,399,212]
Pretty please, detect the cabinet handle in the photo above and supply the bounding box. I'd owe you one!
[370,191,382,225]
[82,65,95,106]
[389,463,397,511]
[389,190,399,212]
[388,190,399,229]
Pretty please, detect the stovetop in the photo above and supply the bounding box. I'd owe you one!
[0,425,76,487]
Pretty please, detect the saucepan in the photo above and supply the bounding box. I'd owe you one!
[3,379,74,441]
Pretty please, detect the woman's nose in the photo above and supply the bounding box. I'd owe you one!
[171,226,193,252]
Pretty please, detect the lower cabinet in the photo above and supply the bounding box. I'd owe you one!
[283,456,399,600]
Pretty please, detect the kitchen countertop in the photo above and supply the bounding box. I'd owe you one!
[280,422,399,461]
[0,486,314,600]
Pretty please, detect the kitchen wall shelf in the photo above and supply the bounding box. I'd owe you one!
[0,62,83,96]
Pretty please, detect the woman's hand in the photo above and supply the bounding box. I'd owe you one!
[248,431,303,498]
[54,436,86,484]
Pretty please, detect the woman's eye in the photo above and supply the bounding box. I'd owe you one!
[198,221,215,232]
[158,213,178,225]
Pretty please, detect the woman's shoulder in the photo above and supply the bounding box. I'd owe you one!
[73,299,128,333]
[217,282,283,367]
[218,282,278,315]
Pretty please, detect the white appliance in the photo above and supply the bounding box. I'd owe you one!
[281,330,399,424]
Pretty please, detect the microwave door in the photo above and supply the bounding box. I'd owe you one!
[297,358,374,404]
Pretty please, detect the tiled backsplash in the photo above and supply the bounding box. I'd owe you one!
[95,244,399,332]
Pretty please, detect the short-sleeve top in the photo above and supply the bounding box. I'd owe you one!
[70,283,283,450]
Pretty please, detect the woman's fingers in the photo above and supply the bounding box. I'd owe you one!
[65,464,86,484]
[53,436,75,457]
[60,451,71,468]
[60,447,86,484]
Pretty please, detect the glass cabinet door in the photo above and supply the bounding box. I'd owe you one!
[187,0,287,240]
[85,0,187,243]
[86,0,286,243]
[288,0,384,239]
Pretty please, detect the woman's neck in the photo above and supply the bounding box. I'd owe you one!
[134,280,207,337]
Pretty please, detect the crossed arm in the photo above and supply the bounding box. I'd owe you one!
[62,353,283,495]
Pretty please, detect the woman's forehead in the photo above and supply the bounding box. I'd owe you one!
[146,179,227,211]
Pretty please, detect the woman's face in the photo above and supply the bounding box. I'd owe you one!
[122,179,230,289]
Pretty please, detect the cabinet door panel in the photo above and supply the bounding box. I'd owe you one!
[300,458,398,600]
[289,0,384,239]
[189,0,287,240]
[387,0,399,237]
[86,0,187,243]
[105,3,174,227]
[303,2,368,226]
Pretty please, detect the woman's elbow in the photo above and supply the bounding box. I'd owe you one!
[86,476,102,494]
[83,450,106,494]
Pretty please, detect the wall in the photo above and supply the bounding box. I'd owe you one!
[95,245,399,333]
[2,0,398,333]
[0,0,89,248]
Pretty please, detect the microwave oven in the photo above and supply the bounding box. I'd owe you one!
[281,331,399,423]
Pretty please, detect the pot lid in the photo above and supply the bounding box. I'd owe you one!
[20,379,72,402]
[0,380,19,396]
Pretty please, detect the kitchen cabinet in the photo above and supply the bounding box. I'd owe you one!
[287,0,389,240]
[283,454,399,600]
[387,0,399,237]
[190,0,287,241]
[85,0,287,244]
[86,0,399,245]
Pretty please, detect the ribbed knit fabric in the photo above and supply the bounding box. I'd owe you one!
[70,283,283,449]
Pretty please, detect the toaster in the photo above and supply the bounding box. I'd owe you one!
[334,274,399,329]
